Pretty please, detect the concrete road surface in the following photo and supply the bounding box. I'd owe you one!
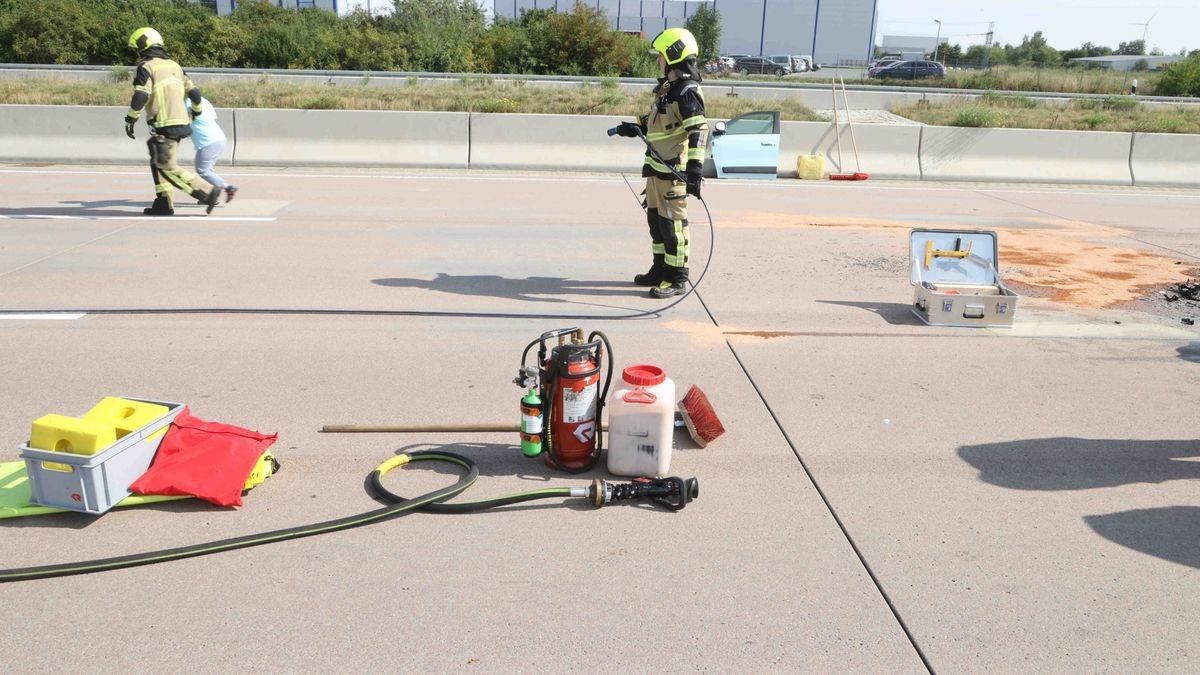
[1,165,1198,672]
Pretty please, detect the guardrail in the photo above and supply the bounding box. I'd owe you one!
[1,104,1197,187]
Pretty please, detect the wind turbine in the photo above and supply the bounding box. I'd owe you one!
[1130,11,1157,49]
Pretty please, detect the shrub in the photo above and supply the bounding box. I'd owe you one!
[1100,95,1139,111]
[952,106,1000,127]
[475,96,518,113]
[300,95,340,110]
[384,0,486,73]
[1081,112,1109,129]
[474,20,534,74]
[1156,55,1200,97]
[0,0,676,78]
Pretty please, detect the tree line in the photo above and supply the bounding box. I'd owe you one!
[0,0,717,77]
[916,32,1200,70]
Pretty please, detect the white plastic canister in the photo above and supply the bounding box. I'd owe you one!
[606,364,675,477]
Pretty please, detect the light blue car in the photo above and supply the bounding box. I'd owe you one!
[710,110,781,180]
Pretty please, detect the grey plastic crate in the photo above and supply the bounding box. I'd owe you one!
[18,397,184,514]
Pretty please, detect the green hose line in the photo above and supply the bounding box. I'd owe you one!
[0,450,580,584]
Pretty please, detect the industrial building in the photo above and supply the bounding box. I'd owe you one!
[493,0,879,64]
[201,0,879,65]
[879,34,947,60]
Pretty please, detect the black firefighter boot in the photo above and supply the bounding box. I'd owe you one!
[634,254,665,287]
[650,265,688,298]
[195,187,222,215]
[143,194,174,216]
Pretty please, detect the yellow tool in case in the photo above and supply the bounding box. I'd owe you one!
[910,229,1019,327]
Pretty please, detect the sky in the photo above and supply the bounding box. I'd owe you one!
[876,0,1198,53]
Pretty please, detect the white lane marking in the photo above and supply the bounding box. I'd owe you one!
[0,215,276,222]
[0,168,626,185]
[1,167,1197,199]
[0,313,85,321]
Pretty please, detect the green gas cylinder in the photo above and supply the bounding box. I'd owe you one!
[520,389,543,457]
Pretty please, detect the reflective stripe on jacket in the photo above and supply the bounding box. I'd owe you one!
[127,53,198,135]
[641,79,709,180]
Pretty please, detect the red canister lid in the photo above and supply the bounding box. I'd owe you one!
[622,364,665,386]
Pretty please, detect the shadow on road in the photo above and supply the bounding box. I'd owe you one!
[816,299,924,326]
[960,437,1200,569]
[1085,507,1200,570]
[0,200,148,218]
[959,437,1200,491]
[1176,342,1200,363]
[373,273,637,304]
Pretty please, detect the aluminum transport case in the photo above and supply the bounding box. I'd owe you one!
[910,229,1018,327]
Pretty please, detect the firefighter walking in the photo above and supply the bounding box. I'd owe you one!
[615,28,709,298]
[124,27,221,216]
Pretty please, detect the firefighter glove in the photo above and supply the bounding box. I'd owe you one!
[686,172,702,199]
[124,117,137,139]
[616,121,642,138]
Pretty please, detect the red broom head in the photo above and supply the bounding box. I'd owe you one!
[678,385,725,448]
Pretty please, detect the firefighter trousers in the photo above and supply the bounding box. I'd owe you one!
[644,176,689,281]
[147,135,214,207]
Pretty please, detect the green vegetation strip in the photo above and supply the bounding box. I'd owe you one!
[0,77,824,121]
[894,94,1200,134]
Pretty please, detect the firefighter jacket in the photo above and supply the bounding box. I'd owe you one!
[127,47,202,139]
[639,77,708,180]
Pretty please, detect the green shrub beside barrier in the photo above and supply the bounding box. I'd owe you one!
[0,0,655,77]
[952,106,1000,127]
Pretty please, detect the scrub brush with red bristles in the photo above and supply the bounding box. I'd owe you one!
[677,385,725,448]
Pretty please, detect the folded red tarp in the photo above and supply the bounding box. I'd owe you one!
[130,407,278,507]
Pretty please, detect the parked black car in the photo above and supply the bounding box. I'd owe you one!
[733,56,788,76]
[870,60,945,80]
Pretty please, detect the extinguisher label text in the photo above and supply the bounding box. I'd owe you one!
[562,383,597,423]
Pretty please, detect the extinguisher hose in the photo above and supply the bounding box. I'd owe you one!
[0,450,696,582]
[0,451,568,583]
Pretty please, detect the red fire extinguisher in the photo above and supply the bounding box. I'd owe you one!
[514,328,613,473]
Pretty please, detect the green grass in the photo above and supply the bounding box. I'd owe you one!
[894,94,1200,133]
[712,65,1164,97]
[951,106,1000,127]
[0,76,824,120]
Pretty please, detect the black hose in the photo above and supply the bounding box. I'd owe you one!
[0,177,714,322]
[370,452,572,513]
[0,450,575,583]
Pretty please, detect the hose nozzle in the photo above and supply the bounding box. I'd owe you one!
[590,476,699,511]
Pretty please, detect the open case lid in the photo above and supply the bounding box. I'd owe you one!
[909,229,1002,286]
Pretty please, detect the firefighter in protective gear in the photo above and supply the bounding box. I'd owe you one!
[615,27,708,298]
[124,27,221,216]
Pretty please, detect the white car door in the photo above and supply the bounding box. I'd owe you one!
[711,111,781,180]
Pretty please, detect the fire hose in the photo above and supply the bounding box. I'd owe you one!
[0,450,697,583]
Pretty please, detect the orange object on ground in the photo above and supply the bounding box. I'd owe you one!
[678,385,725,448]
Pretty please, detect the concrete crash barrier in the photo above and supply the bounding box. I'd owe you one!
[0,104,233,166]
[469,113,642,172]
[1130,133,1200,187]
[920,126,1133,185]
[232,108,469,168]
[778,120,922,179]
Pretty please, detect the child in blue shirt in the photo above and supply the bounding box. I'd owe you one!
[190,97,237,202]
